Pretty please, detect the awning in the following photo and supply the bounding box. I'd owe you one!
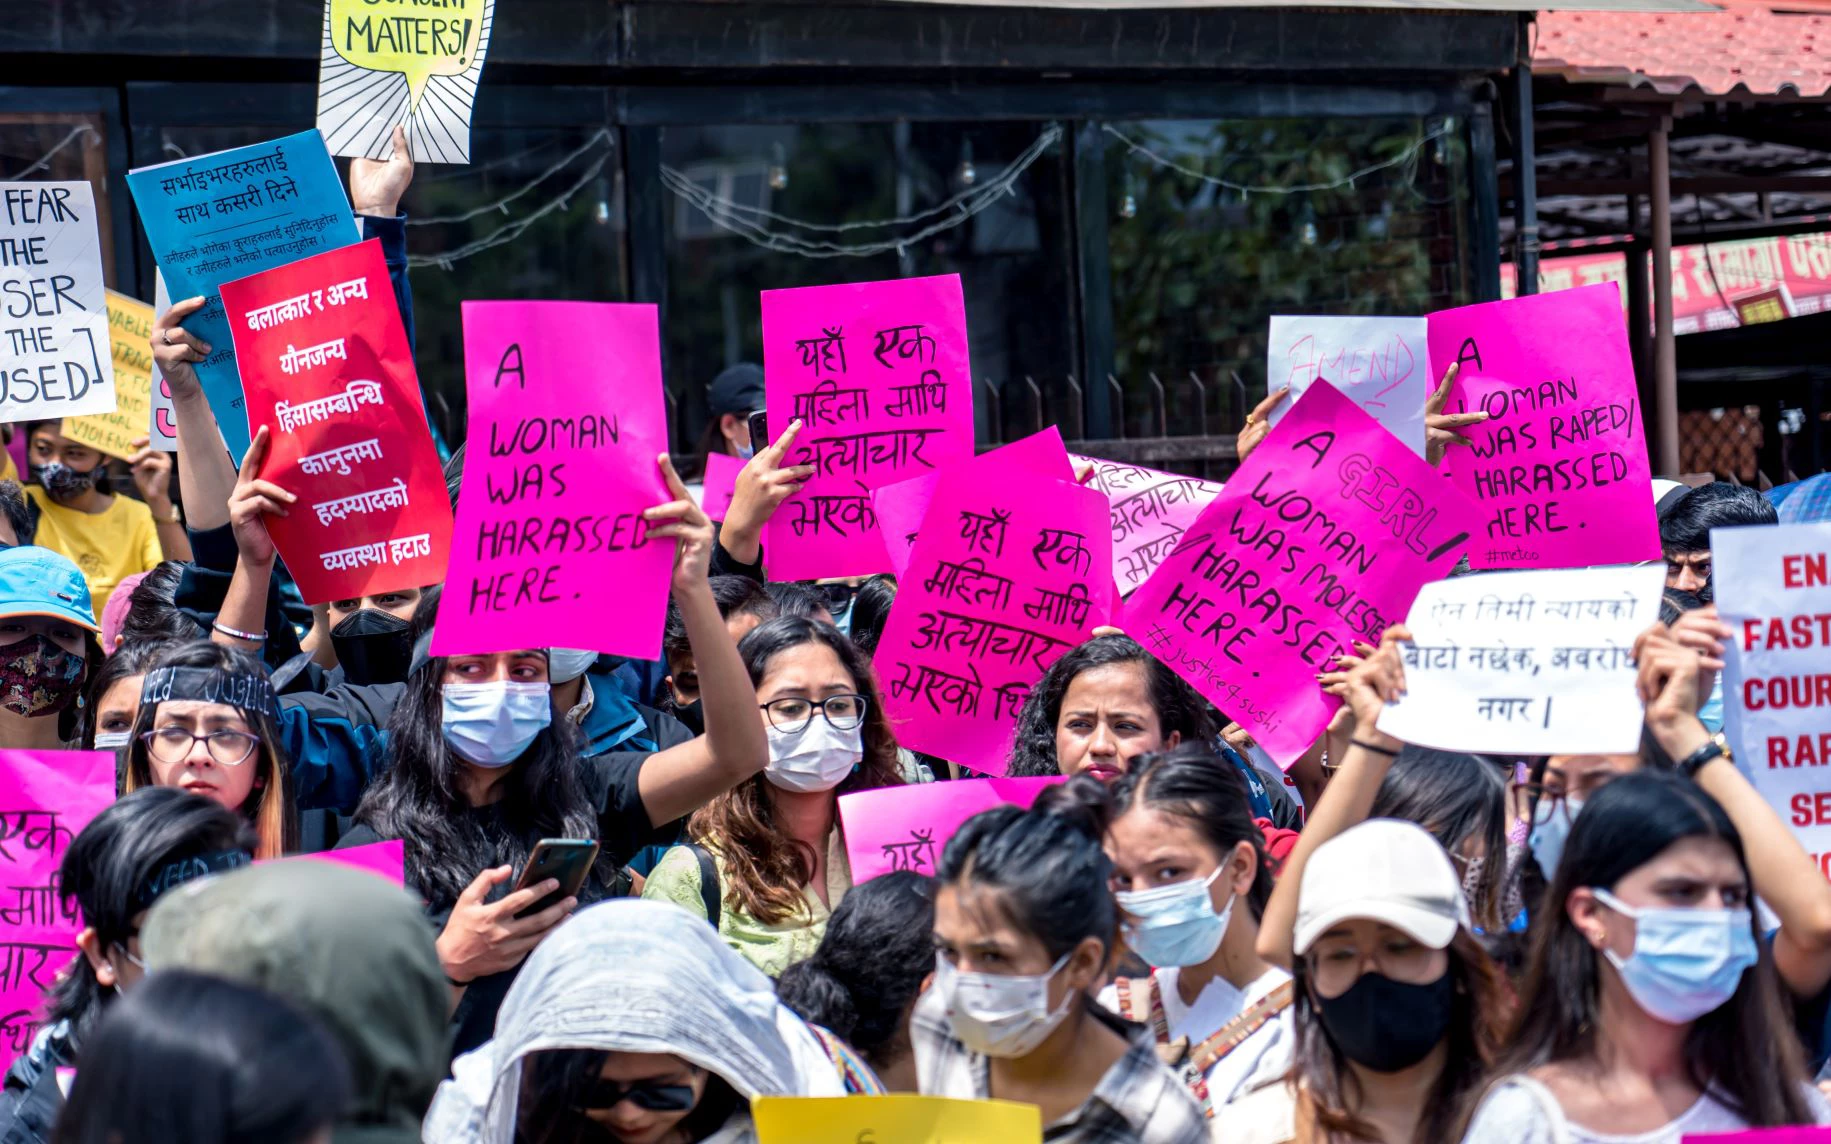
[1536,8,1831,97]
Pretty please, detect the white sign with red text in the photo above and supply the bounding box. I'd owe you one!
[1715,522,1831,874]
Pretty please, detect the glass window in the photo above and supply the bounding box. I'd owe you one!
[1103,116,1470,438]
[1,111,117,286]
[660,121,1073,458]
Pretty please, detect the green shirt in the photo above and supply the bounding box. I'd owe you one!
[642,832,852,978]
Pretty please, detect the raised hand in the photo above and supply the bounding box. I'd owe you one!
[1236,387,1291,465]
[150,296,212,401]
[350,124,414,218]
[644,453,715,592]
[1424,362,1489,467]
[226,425,296,568]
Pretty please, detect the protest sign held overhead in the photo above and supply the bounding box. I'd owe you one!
[1072,455,1224,596]
[754,1095,1043,1144]
[1428,282,1661,571]
[0,182,115,422]
[873,427,1074,577]
[874,460,1112,776]
[127,129,360,460]
[438,301,674,660]
[1378,566,1664,756]
[1714,522,1831,871]
[762,273,975,580]
[840,776,1063,884]
[1266,315,1431,457]
[222,239,451,605]
[0,750,116,1065]
[63,290,155,460]
[317,0,494,164]
[1123,382,1480,768]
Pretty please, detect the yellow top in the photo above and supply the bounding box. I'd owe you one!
[0,453,17,483]
[24,486,161,617]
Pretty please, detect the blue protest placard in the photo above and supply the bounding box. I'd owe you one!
[127,129,359,459]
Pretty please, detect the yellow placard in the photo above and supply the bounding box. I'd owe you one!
[752,1095,1043,1144]
[329,0,487,108]
[62,290,154,461]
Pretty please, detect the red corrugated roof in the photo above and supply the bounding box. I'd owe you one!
[1535,9,1831,96]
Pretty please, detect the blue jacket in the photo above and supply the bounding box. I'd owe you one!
[576,674,692,758]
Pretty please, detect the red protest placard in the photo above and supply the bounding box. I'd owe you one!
[222,240,451,604]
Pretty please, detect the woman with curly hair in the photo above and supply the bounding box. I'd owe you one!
[1004,635,1215,782]
[644,616,903,976]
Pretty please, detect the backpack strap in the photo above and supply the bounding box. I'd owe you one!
[687,843,721,928]
[1189,980,1295,1077]
[1113,975,1173,1045]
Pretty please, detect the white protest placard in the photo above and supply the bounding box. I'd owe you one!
[0,182,116,421]
[1378,565,1664,754]
[1714,523,1831,869]
[316,0,494,164]
[1266,315,1429,456]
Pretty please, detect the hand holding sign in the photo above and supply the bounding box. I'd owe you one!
[643,454,717,593]
[227,425,296,569]
[148,296,210,402]
[318,0,493,165]
[1634,622,1710,735]
[1423,362,1488,467]
[349,126,413,218]
[722,418,813,565]
[1236,387,1290,466]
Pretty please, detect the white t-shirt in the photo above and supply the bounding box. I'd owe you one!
[1461,1075,1831,1144]
[1097,965,1293,1107]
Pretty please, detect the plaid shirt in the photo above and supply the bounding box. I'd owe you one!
[911,986,1209,1143]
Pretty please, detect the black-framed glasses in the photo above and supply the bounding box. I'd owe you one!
[140,726,261,767]
[760,694,868,734]
[573,1078,699,1114]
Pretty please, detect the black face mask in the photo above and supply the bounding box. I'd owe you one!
[1313,970,1453,1073]
[30,461,98,501]
[672,698,704,736]
[330,609,414,686]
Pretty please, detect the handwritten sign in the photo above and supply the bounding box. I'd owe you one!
[316,0,494,165]
[874,462,1112,775]
[222,240,451,604]
[754,1096,1042,1144]
[0,182,115,423]
[874,428,1075,577]
[701,451,743,523]
[1072,455,1223,596]
[1714,523,1831,870]
[839,776,1063,884]
[1428,283,1661,571]
[298,839,405,886]
[0,750,115,1065]
[1122,382,1479,768]
[146,273,177,452]
[1378,566,1663,755]
[436,302,674,660]
[761,274,975,580]
[1266,315,1430,456]
[61,291,155,461]
[127,130,359,460]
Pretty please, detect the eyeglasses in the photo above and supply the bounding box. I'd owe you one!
[572,1078,699,1114]
[140,726,261,767]
[760,694,867,734]
[1304,934,1441,998]
[1523,775,1618,825]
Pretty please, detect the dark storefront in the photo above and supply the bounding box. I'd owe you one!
[1,2,1524,471]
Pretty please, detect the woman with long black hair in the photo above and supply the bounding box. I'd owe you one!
[1461,769,1828,1142]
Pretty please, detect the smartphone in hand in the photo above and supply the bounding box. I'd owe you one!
[513,838,599,919]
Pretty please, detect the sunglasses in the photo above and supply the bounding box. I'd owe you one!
[574,1078,699,1114]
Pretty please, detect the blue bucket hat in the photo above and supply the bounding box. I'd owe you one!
[0,546,99,632]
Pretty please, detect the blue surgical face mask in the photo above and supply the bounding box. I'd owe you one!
[1116,867,1232,969]
[441,681,551,767]
[546,648,598,685]
[93,731,131,751]
[1529,796,1581,881]
[736,442,755,461]
[1592,887,1757,1025]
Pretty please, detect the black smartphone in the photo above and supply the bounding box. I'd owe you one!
[513,838,599,919]
[746,408,769,450]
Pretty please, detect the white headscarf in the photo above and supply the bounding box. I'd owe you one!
[423,899,846,1143]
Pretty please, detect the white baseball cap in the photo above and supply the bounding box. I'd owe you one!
[1293,819,1471,956]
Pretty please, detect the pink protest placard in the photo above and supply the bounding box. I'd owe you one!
[840,777,1063,883]
[761,274,976,579]
[874,462,1114,776]
[1072,455,1224,596]
[0,751,117,1064]
[873,428,1074,577]
[435,303,674,660]
[1683,1132,1831,1143]
[701,451,744,522]
[299,840,405,886]
[1428,282,1661,570]
[1122,382,1480,768]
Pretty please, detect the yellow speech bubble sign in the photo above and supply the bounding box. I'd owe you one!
[328,0,486,108]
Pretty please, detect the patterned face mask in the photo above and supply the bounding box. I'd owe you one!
[0,635,83,718]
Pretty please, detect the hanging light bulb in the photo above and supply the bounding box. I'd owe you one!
[1118,171,1138,219]
[768,142,789,191]
[593,175,611,225]
[1299,200,1320,247]
[955,139,977,189]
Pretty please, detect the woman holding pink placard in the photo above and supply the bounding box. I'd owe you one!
[1006,635,1214,783]
[642,616,903,977]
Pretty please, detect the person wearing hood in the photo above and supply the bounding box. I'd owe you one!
[424,898,854,1144]
[138,860,449,1144]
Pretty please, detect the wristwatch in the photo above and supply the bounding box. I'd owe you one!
[1679,732,1733,778]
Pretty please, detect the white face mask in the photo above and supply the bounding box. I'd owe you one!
[441,681,552,768]
[1116,867,1232,968]
[93,731,131,751]
[764,719,862,794]
[546,649,598,685]
[935,951,1075,1059]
